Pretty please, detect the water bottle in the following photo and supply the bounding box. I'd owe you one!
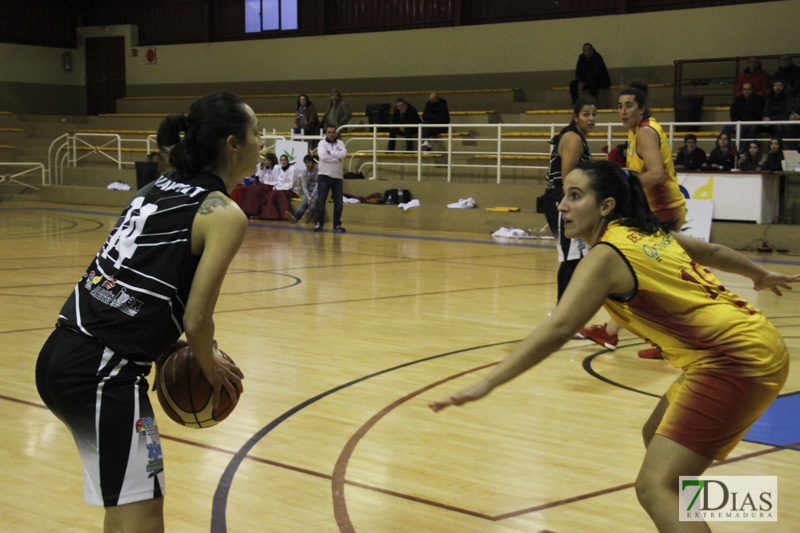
[397,188,404,203]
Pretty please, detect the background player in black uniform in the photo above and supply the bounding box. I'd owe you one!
[542,97,597,300]
[36,92,260,532]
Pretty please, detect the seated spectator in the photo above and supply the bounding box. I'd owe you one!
[569,43,611,105]
[320,89,352,130]
[707,132,738,171]
[674,134,708,171]
[237,153,278,217]
[787,93,800,149]
[293,94,320,136]
[735,57,771,97]
[254,154,300,220]
[607,142,627,168]
[388,98,421,152]
[772,54,800,97]
[738,141,767,171]
[723,82,764,148]
[256,153,279,186]
[284,155,319,223]
[762,80,791,138]
[762,137,785,171]
[420,92,450,151]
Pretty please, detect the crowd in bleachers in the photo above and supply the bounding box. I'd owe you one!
[721,55,799,166]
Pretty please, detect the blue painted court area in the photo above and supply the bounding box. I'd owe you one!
[745,392,800,449]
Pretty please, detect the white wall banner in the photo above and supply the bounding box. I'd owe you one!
[275,140,308,167]
[679,199,713,242]
[678,172,777,224]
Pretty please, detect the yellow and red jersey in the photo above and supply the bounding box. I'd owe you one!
[597,221,788,376]
[627,117,686,214]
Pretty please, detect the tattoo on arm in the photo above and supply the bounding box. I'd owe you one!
[198,193,231,215]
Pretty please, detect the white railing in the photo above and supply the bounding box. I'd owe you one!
[0,162,46,190]
[336,120,798,183]
[8,120,796,194]
[338,122,621,182]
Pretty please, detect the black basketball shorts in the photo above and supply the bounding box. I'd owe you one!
[36,328,165,507]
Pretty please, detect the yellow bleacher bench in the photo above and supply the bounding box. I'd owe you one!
[551,83,673,91]
[71,129,157,135]
[350,152,443,158]
[74,146,149,153]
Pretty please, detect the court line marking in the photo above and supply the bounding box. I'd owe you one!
[6,335,798,530]
[209,341,518,533]
[5,205,800,266]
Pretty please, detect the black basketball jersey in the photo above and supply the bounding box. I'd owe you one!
[544,122,591,200]
[57,171,229,362]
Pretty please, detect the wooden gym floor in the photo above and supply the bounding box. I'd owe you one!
[2,201,799,533]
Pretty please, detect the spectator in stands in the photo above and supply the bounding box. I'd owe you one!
[254,154,300,220]
[420,92,450,151]
[735,57,771,97]
[569,43,611,105]
[388,98,421,152]
[762,138,785,171]
[725,82,764,148]
[762,80,791,138]
[315,125,348,233]
[293,94,320,136]
[707,132,738,171]
[772,55,800,97]
[284,155,319,223]
[786,94,800,149]
[237,153,278,217]
[256,153,279,186]
[320,89,352,131]
[738,141,767,171]
[607,142,627,168]
[674,134,708,171]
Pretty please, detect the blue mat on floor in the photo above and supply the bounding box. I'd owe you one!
[744,392,800,449]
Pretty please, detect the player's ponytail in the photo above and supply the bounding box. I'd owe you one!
[166,92,251,179]
[575,160,669,235]
[156,114,187,153]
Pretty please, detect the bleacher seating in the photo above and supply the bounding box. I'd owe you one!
[3,75,798,239]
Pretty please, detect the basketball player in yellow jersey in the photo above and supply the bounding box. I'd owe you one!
[581,82,687,357]
[621,82,686,228]
[431,161,797,532]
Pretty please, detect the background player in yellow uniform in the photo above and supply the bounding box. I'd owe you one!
[581,82,686,358]
[431,160,797,532]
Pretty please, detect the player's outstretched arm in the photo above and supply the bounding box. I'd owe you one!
[429,244,629,413]
[674,233,800,295]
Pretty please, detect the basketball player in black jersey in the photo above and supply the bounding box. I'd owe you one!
[36,92,259,532]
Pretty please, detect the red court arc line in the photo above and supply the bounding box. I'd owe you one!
[330,360,800,531]
[332,362,499,532]
[495,438,800,520]
[0,394,50,409]
[7,388,798,526]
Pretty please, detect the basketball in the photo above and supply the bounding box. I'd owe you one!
[156,344,239,428]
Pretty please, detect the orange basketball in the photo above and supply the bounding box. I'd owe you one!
[156,344,239,428]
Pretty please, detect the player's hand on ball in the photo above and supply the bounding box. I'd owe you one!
[428,379,493,413]
[204,341,244,409]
